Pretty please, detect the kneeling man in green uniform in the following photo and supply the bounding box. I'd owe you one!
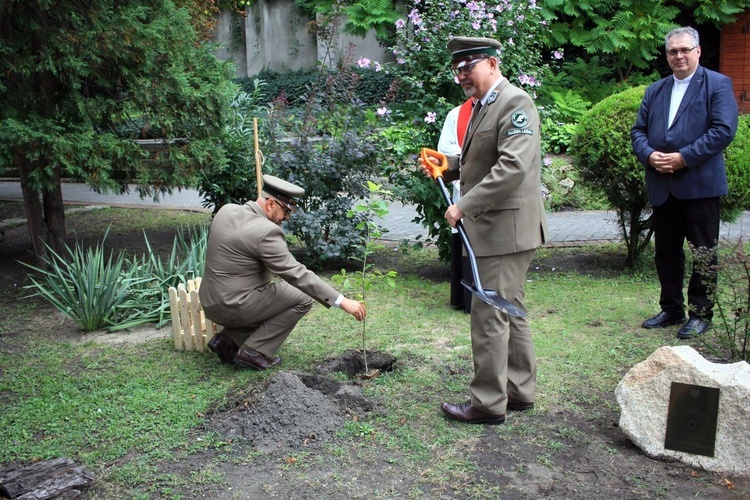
[199,174,366,369]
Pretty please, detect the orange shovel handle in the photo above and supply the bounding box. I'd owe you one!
[420,147,448,180]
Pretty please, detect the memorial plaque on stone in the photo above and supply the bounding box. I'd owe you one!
[664,382,720,457]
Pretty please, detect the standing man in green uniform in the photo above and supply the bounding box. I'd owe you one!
[420,37,548,424]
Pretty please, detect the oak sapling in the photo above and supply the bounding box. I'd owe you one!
[338,181,397,376]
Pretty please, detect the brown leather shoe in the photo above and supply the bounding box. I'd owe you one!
[207,332,238,364]
[233,347,282,370]
[440,401,505,425]
[507,396,534,412]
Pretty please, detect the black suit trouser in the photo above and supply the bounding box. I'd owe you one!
[652,195,720,320]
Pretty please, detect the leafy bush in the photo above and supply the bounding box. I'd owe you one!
[264,130,381,269]
[22,231,148,332]
[723,114,750,221]
[571,86,652,268]
[253,58,389,269]
[239,66,396,108]
[542,119,579,155]
[541,155,607,212]
[198,85,269,211]
[694,240,750,362]
[118,224,209,329]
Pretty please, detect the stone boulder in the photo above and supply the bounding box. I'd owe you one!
[615,345,750,476]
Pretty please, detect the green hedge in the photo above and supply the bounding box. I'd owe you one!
[237,67,396,107]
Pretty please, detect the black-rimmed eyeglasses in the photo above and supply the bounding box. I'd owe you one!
[271,198,293,216]
[666,46,698,57]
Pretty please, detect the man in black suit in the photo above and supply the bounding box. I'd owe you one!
[631,26,738,339]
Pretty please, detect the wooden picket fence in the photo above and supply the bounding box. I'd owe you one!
[168,277,222,352]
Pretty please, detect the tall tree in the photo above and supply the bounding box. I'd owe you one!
[0,0,236,264]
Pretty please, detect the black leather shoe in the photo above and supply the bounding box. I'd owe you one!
[677,318,711,339]
[507,397,534,412]
[440,401,505,425]
[642,311,686,329]
[233,347,282,370]
[207,332,238,364]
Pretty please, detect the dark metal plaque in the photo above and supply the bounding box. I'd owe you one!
[664,382,720,457]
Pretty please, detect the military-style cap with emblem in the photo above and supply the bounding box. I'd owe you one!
[447,36,502,66]
[261,174,305,206]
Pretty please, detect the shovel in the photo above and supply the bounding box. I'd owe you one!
[420,148,526,318]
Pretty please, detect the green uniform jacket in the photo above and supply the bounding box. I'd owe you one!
[445,78,549,256]
[199,201,339,323]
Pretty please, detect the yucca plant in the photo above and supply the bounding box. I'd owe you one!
[22,224,210,332]
[112,224,209,330]
[22,230,147,332]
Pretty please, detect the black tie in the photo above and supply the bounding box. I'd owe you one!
[469,101,483,132]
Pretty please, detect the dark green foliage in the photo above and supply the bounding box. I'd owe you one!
[339,0,400,39]
[198,83,270,211]
[264,131,381,269]
[205,61,387,269]
[723,114,750,221]
[240,67,396,108]
[571,86,652,268]
[0,0,236,261]
[22,224,209,332]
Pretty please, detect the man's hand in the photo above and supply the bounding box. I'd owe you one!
[341,298,366,321]
[418,155,439,179]
[649,151,686,173]
[445,204,465,228]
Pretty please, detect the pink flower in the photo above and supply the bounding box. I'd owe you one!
[358,57,371,68]
[543,156,552,166]
[395,19,406,29]
[553,51,563,60]
[424,112,437,123]
[377,107,391,116]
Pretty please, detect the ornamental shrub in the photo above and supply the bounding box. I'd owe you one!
[571,85,651,268]
[723,114,750,221]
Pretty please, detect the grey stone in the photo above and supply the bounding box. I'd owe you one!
[615,345,750,476]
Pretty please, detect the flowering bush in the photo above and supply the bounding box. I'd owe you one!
[373,0,554,259]
[389,0,551,127]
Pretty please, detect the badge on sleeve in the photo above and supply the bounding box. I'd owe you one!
[508,109,533,136]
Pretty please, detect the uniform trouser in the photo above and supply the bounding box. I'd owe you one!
[653,196,720,321]
[218,281,313,358]
[469,248,537,415]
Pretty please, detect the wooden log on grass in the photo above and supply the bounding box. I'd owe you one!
[0,457,94,499]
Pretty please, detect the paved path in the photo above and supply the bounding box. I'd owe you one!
[1,181,747,246]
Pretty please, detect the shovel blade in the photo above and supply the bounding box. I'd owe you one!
[461,280,527,318]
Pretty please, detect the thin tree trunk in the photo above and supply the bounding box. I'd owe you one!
[43,170,66,256]
[19,163,67,266]
[19,162,48,266]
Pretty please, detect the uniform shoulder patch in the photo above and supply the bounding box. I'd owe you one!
[511,110,529,128]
